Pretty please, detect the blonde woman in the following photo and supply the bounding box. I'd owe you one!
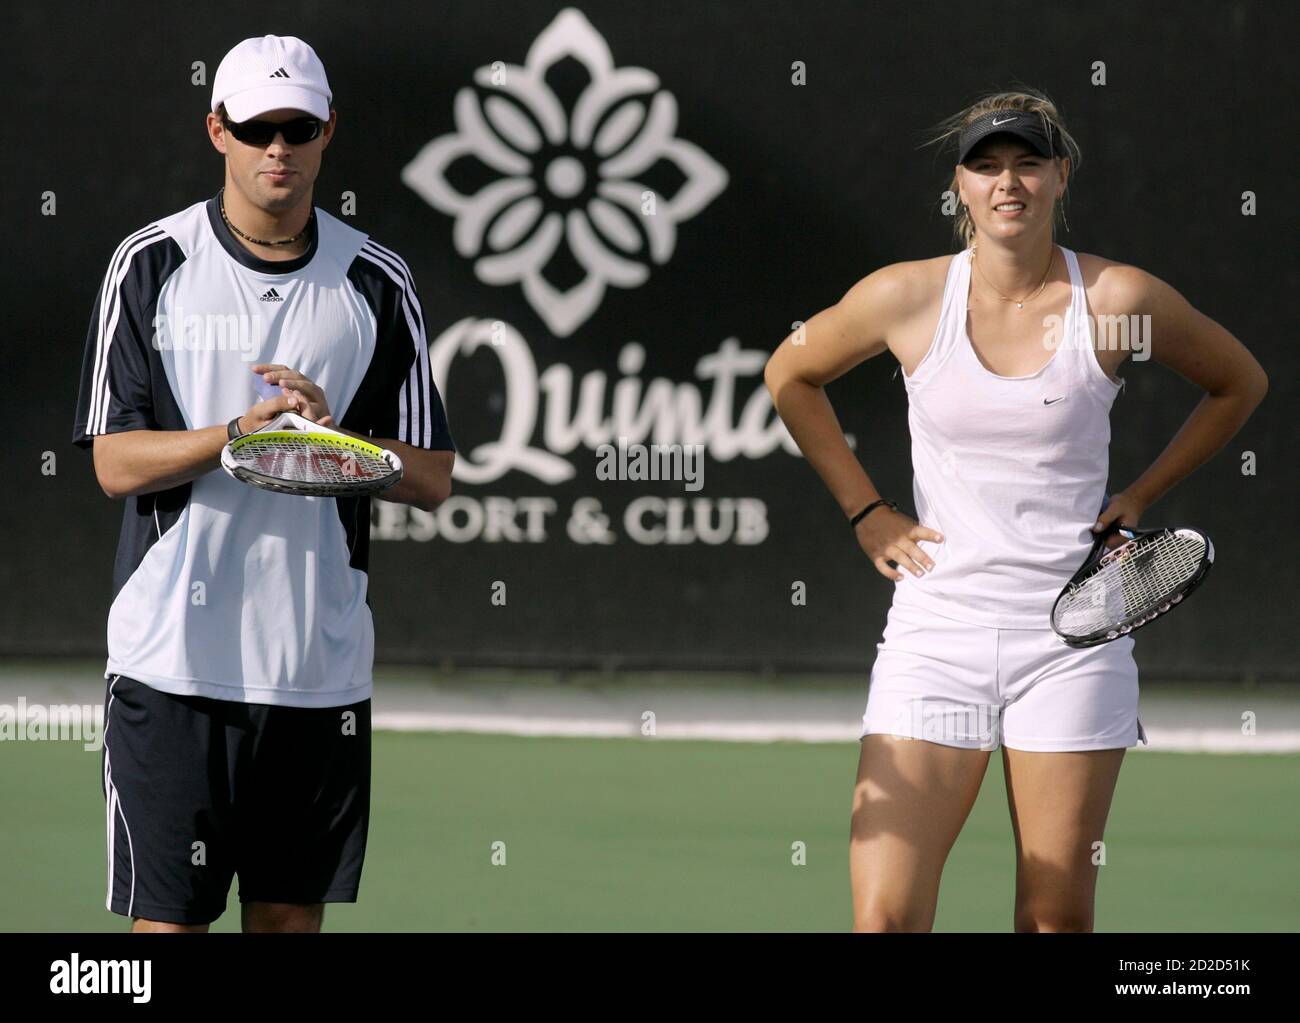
[764,89,1267,932]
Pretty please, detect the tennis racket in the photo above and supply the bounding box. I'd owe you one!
[220,411,404,497]
[1050,522,1215,647]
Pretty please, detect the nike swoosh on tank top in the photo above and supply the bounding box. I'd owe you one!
[891,245,1124,629]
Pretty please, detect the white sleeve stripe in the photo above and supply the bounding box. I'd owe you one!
[360,241,426,334]
[357,246,431,447]
[361,241,431,449]
[362,239,416,293]
[89,224,163,430]
[409,302,432,448]
[417,318,433,447]
[356,248,418,444]
[88,226,166,435]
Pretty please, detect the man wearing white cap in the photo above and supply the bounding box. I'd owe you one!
[73,35,455,933]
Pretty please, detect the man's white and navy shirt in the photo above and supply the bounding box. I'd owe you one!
[72,194,453,708]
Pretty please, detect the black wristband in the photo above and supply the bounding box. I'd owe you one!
[227,416,244,442]
[850,498,897,528]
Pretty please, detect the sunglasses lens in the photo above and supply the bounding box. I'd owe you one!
[226,117,321,146]
[281,119,323,144]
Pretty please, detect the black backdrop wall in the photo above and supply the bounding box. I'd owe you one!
[2,1,1295,679]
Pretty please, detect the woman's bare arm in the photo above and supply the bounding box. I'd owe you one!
[1092,265,1268,531]
[764,261,944,579]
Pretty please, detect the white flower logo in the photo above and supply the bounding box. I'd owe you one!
[401,7,728,338]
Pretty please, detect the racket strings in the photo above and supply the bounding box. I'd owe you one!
[234,436,393,485]
[1057,530,1207,635]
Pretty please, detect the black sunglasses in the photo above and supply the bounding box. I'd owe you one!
[221,114,324,146]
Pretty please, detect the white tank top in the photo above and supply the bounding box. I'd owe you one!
[891,245,1124,628]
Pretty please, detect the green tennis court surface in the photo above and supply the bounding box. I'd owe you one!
[2,726,1295,931]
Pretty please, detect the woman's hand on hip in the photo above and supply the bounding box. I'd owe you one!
[855,508,944,581]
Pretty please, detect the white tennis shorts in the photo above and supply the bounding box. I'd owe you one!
[861,599,1147,752]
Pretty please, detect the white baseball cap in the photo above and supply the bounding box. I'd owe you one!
[211,35,332,122]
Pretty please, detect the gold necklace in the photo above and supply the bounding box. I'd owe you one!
[969,244,1054,309]
[219,189,311,247]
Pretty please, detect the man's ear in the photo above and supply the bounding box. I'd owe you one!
[206,112,228,155]
[320,108,337,151]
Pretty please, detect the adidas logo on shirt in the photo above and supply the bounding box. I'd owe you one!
[260,287,284,302]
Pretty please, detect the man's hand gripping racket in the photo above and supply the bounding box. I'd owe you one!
[220,366,404,498]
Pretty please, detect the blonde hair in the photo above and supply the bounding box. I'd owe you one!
[925,88,1081,249]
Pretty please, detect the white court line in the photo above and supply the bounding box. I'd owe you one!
[371,712,1300,752]
[2,665,1291,753]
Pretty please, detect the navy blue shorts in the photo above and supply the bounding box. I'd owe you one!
[101,674,371,925]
